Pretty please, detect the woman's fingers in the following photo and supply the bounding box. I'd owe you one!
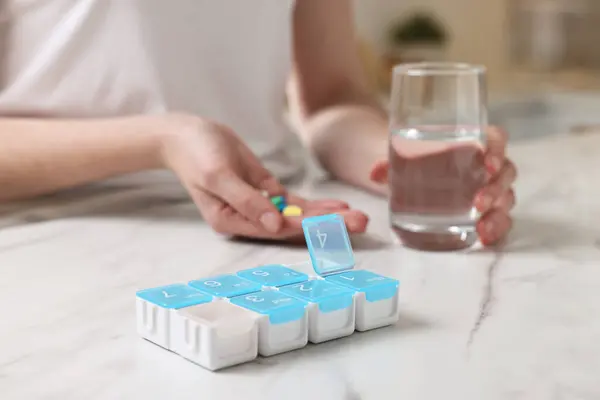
[247,163,288,199]
[286,194,350,210]
[484,126,508,172]
[369,160,389,184]
[192,184,367,240]
[476,126,515,246]
[187,185,267,236]
[477,209,513,245]
[229,209,367,240]
[284,195,364,232]
[475,159,517,213]
[191,175,282,235]
[236,139,288,197]
[493,188,516,213]
[199,167,285,233]
[282,208,369,234]
[475,187,515,245]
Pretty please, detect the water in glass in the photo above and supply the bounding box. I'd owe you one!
[389,126,486,250]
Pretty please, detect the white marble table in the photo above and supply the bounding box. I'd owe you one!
[1,131,600,400]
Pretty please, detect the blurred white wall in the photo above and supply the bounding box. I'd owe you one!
[352,0,510,88]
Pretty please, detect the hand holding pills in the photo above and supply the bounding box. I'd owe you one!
[159,114,368,241]
[261,193,308,217]
[258,192,369,240]
[219,189,366,241]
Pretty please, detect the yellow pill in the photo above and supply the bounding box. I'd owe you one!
[282,205,303,217]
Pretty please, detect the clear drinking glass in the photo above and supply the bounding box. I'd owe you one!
[388,63,487,251]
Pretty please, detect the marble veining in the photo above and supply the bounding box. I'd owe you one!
[466,250,503,350]
[2,132,600,399]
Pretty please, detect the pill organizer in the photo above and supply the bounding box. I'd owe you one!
[135,213,400,371]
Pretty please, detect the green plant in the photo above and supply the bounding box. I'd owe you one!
[389,12,448,46]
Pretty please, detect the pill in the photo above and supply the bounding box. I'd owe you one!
[261,190,269,198]
[270,195,284,206]
[270,196,287,212]
[282,205,303,217]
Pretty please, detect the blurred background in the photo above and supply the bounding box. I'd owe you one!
[354,0,600,94]
[352,0,600,139]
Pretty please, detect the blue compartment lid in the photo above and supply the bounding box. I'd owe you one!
[136,283,213,309]
[279,279,355,313]
[188,274,262,298]
[229,290,307,324]
[237,265,309,287]
[301,214,355,276]
[325,270,399,302]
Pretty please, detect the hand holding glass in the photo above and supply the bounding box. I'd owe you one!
[388,63,487,251]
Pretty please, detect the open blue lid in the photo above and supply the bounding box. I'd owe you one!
[301,213,355,276]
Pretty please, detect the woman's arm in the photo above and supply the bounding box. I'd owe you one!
[288,0,517,245]
[0,115,165,201]
[288,0,388,194]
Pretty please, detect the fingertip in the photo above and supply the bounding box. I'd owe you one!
[477,211,512,245]
[370,160,389,184]
[343,211,369,233]
[486,125,508,141]
[484,126,508,161]
[474,192,493,213]
[259,210,284,233]
[308,199,351,210]
[477,221,497,246]
[484,154,503,174]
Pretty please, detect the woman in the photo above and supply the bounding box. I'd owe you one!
[0,0,516,244]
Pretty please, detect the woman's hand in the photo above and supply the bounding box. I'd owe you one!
[369,126,517,246]
[472,126,517,245]
[159,114,368,240]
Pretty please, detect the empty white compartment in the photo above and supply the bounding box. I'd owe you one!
[279,279,356,343]
[230,290,308,356]
[171,300,259,371]
[136,283,214,350]
[325,270,399,331]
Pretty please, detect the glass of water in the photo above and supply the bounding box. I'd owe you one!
[388,62,487,251]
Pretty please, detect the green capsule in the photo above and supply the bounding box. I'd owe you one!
[270,195,286,211]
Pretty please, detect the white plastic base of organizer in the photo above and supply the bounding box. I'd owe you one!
[137,297,172,349]
[306,300,356,344]
[256,313,309,357]
[354,290,400,332]
[136,298,259,371]
[172,301,259,371]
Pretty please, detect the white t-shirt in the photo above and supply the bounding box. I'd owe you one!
[0,0,304,180]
